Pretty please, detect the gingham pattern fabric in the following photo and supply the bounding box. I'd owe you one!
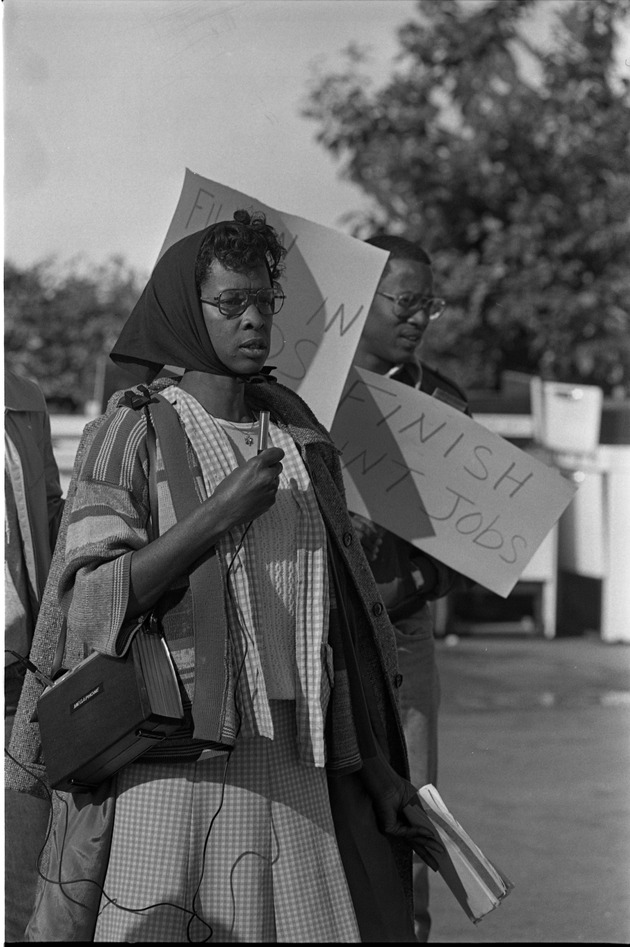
[209,415,299,701]
[161,387,331,768]
[214,418,298,701]
[94,701,360,943]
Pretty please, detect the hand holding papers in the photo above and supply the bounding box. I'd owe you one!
[404,784,514,924]
[331,367,578,596]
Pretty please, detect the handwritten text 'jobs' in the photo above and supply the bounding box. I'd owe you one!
[337,380,536,566]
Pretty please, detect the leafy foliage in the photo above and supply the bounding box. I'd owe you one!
[303,0,630,394]
[4,256,145,412]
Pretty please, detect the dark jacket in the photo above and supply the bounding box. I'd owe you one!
[5,370,64,656]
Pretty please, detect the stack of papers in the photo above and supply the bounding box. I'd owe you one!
[404,783,514,923]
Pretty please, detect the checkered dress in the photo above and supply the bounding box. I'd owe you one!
[95,702,360,942]
[94,390,358,942]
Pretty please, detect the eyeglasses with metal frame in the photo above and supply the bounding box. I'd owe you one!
[375,291,446,321]
[200,288,286,317]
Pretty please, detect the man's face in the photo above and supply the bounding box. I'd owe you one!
[355,258,435,373]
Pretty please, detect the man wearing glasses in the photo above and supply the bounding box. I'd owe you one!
[348,234,472,942]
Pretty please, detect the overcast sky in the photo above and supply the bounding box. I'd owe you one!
[4,0,628,276]
[5,0,422,273]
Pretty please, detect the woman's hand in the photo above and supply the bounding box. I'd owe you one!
[360,753,445,870]
[209,446,285,530]
[127,447,284,618]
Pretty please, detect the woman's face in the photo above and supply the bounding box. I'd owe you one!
[199,260,273,374]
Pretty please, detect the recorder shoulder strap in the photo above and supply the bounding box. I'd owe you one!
[144,407,159,542]
[145,395,231,746]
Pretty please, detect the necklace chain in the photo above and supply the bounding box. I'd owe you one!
[219,414,258,446]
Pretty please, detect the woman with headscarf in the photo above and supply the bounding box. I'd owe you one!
[20,210,443,943]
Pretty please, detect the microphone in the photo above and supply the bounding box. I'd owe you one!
[257,410,270,453]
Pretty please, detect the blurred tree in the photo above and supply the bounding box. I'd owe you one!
[4,256,144,412]
[303,0,630,395]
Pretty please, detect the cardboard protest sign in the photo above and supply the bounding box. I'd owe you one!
[331,368,578,597]
[156,169,389,429]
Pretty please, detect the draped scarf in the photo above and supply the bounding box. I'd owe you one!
[162,386,331,767]
[110,226,274,386]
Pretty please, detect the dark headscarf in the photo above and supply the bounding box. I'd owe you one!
[111,226,260,383]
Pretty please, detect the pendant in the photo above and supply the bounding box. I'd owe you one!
[244,433,254,446]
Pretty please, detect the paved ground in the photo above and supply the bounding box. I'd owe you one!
[425,632,630,944]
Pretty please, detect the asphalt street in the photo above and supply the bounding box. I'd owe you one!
[425,632,630,944]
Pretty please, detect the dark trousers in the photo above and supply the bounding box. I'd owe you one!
[328,770,417,943]
[5,664,51,943]
[394,613,440,943]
